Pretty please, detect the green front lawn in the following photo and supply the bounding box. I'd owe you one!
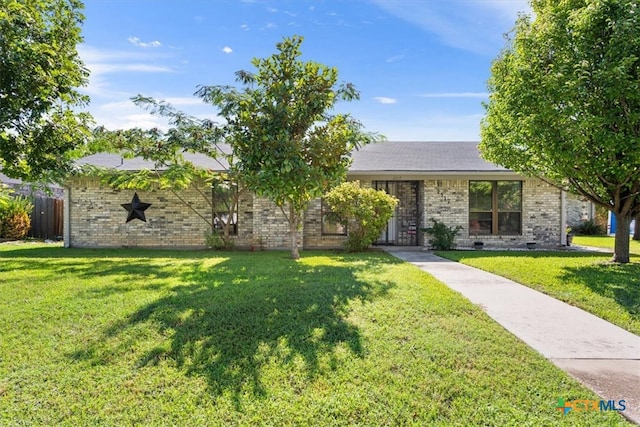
[437,251,640,336]
[573,235,640,256]
[0,243,629,426]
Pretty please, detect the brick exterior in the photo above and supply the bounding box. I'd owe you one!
[566,193,595,227]
[65,177,305,250]
[66,177,213,248]
[65,176,562,250]
[303,198,346,249]
[422,178,561,249]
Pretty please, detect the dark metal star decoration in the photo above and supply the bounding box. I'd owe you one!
[121,192,152,223]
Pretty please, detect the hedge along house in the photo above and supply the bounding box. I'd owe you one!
[64,141,567,250]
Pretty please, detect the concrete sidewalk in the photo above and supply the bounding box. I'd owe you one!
[384,248,640,425]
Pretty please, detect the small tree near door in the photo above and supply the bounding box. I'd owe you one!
[324,181,398,252]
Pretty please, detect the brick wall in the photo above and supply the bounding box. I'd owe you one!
[251,197,303,250]
[303,198,347,249]
[422,178,561,248]
[66,176,562,250]
[566,193,595,227]
[66,177,213,248]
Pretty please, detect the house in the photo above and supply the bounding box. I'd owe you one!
[0,172,64,198]
[64,141,566,250]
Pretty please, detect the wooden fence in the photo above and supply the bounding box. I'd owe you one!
[29,197,64,240]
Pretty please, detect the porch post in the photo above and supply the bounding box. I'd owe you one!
[63,185,71,248]
[560,190,567,246]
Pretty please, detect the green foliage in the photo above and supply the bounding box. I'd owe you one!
[573,219,605,236]
[86,101,242,245]
[421,218,462,250]
[0,189,33,239]
[481,0,640,263]
[0,0,92,182]
[204,230,235,250]
[196,36,381,258]
[323,181,398,252]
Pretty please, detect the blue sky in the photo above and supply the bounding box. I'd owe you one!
[79,0,531,141]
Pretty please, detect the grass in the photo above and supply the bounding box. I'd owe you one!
[573,235,640,256]
[436,250,640,336]
[0,242,630,426]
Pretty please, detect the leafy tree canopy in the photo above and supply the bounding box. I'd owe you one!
[481,0,640,262]
[197,35,381,258]
[0,0,92,183]
[87,98,241,243]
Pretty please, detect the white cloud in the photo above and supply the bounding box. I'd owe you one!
[263,22,277,29]
[419,92,489,99]
[240,23,249,30]
[77,45,174,98]
[386,53,405,63]
[163,97,207,107]
[374,97,397,104]
[128,36,162,48]
[91,100,168,130]
[370,0,531,55]
[222,46,233,54]
[91,98,217,131]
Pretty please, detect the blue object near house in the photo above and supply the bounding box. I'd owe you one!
[608,212,636,235]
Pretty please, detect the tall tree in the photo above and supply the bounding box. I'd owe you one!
[197,36,380,259]
[481,0,640,263]
[87,97,243,248]
[0,0,91,183]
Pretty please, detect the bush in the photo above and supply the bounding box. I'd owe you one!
[0,193,33,240]
[573,219,605,235]
[324,181,398,252]
[205,230,235,250]
[421,218,462,250]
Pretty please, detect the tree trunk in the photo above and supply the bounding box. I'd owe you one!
[289,205,300,260]
[612,214,631,264]
[633,214,640,241]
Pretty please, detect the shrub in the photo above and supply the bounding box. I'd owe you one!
[205,230,235,250]
[324,181,398,252]
[0,193,33,240]
[573,219,605,235]
[421,218,462,250]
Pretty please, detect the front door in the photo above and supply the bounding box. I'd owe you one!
[374,181,422,246]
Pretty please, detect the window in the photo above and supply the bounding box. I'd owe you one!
[212,182,238,235]
[321,199,346,235]
[469,181,522,235]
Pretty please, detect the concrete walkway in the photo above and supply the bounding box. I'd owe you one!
[383,248,640,425]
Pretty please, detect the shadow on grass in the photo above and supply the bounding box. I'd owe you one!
[0,246,214,286]
[559,262,640,318]
[49,250,397,405]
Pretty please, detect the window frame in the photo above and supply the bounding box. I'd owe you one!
[212,181,239,235]
[321,199,347,236]
[469,180,522,236]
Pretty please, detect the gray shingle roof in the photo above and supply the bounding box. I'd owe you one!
[349,141,510,172]
[76,141,510,173]
[76,152,228,171]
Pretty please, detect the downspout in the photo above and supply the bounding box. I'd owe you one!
[560,190,567,246]
[63,185,71,248]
